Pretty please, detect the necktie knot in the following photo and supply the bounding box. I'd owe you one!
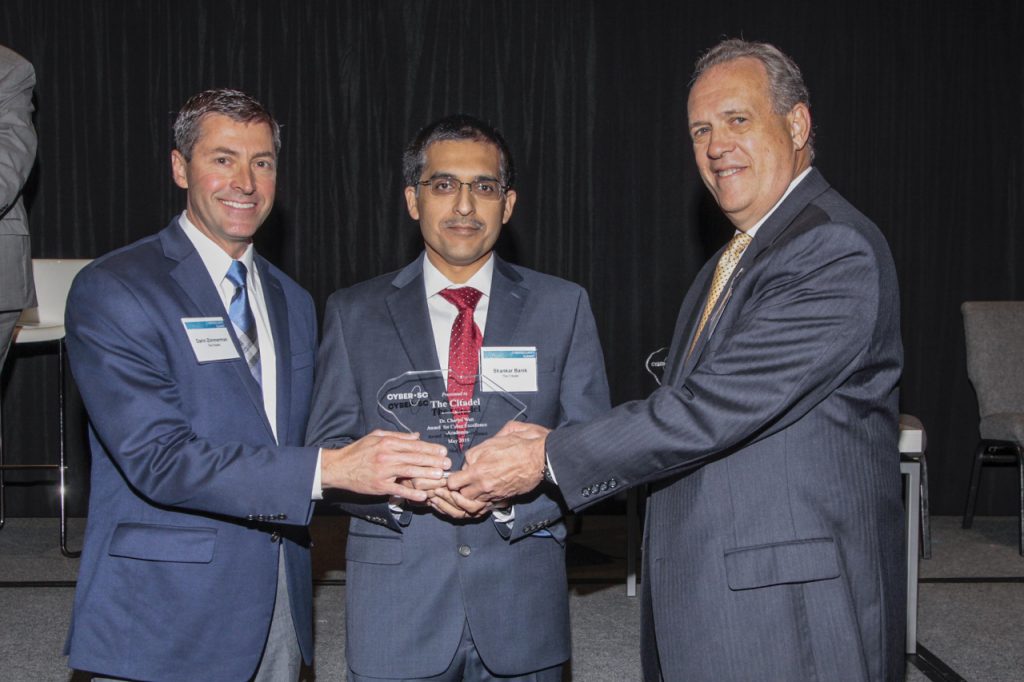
[439,286,483,313]
[226,260,248,289]
[723,232,752,262]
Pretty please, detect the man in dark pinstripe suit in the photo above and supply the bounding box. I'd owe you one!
[451,38,905,682]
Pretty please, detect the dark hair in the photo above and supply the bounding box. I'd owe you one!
[402,114,514,189]
[692,39,815,157]
[173,89,281,160]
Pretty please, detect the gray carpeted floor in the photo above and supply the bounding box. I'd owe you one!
[1,515,1022,681]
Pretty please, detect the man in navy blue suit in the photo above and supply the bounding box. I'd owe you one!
[64,89,449,682]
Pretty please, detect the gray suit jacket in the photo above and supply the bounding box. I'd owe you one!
[0,45,36,312]
[547,170,905,681]
[306,253,610,678]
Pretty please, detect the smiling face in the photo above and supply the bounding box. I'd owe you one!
[687,57,811,231]
[404,139,517,283]
[171,113,277,258]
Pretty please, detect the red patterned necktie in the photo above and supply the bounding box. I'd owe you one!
[439,287,483,449]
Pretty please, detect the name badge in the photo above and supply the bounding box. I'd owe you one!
[480,346,537,392]
[181,317,241,362]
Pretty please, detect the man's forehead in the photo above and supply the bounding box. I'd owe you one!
[423,139,501,173]
[688,60,771,114]
[195,114,275,145]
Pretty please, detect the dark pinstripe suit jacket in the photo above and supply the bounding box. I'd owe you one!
[547,169,905,681]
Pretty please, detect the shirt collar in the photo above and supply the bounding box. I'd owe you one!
[422,252,494,298]
[178,211,255,281]
[744,166,813,239]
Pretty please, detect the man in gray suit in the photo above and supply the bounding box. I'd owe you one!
[451,40,905,681]
[0,45,36,375]
[306,114,610,681]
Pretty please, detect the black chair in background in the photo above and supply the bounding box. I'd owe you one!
[960,301,1024,556]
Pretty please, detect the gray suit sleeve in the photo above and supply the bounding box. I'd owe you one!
[504,287,610,541]
[547,221,883,511]
[0,47,36,218]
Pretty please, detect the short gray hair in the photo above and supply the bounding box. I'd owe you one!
[692,39,814,156]
[173,89,281,160]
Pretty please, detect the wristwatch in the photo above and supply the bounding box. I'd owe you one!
[542,454,557,484]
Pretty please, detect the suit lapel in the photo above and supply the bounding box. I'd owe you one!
[481,256,527,349]
[259,256,291,444]
[386,255,442,375]
[665,169,831,386]
[664,257,716,386]
[160,222,274,441]
[464,256,527,450]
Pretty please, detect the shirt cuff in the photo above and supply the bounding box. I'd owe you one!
[492,505,515,524]
[312,449,324,500]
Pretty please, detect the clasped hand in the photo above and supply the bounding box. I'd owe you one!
[405,421,551,519]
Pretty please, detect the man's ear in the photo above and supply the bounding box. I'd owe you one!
[404,186,420,220]
[787,103,811,151]
[501,189,517,224]
[171,150,189,189]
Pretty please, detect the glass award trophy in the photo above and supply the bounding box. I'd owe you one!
[376,370,528,454]
[644,346,669,387]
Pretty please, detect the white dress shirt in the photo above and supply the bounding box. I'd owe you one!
[179,213,324,499]
[422,253,494,374]
[179,212,278,440]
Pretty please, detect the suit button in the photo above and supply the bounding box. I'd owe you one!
[581,488,590,497]
[458,544,471,557]
[609,478,618,489]
[276,513,288,521]
[270,532,281,543]
[246,514,256,521]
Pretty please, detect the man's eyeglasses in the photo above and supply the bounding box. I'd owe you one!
[416,176,507,201]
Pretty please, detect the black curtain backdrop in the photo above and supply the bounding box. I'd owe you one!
[1,1,1021,517]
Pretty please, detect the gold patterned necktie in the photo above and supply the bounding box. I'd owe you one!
[688,232,752,357]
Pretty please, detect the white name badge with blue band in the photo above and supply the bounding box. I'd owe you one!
[181,317,241,362]
[480,346,538,392]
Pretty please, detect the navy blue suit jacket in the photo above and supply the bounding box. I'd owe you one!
[306,254,610,678]
[547,170,905,681]
[64,220,320,681]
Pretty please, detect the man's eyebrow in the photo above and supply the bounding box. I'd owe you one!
[427,172,499,182]
[203,148,276,159]
[690,107,753,127]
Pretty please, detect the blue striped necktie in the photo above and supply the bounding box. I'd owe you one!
[226,260,262,386]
